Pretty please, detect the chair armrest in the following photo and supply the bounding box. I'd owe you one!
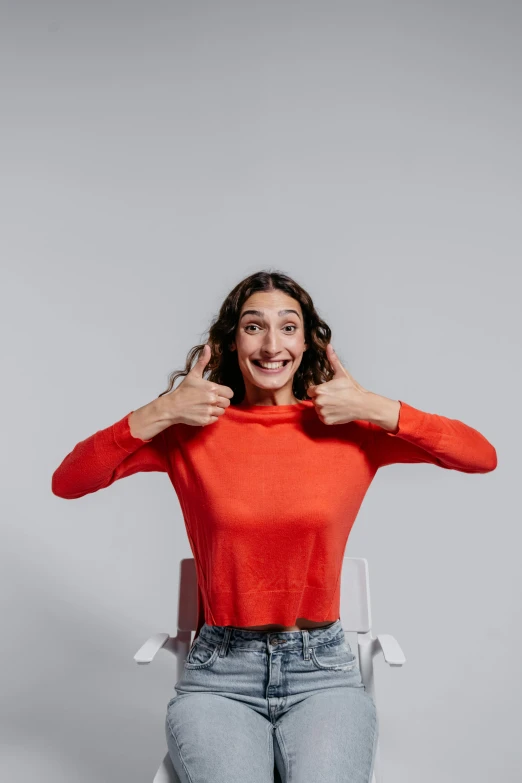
[134,633,172,664]
[374,633,406,666]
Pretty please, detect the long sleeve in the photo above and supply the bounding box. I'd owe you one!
[365,400,497,474]
[51,411,168,499]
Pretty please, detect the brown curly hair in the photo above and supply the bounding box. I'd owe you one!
[157,269,338,406]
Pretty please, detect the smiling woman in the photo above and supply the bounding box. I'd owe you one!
[52,268,497,783]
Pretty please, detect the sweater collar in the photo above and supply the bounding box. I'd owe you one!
[224,399,315,423]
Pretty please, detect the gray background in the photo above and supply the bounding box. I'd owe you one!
[2,1,519,781]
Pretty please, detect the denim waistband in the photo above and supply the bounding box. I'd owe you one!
[196,619,344,655]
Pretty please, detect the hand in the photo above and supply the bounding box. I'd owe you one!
[306,344,369,425]
[163,344,234,427]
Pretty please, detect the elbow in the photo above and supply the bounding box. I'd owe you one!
[51,469,63,497]
[481,445,498,473]
[51,470,75,499]
[51,469,104,499]
[51,473,67,498]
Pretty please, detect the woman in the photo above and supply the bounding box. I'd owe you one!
[52,270,497,783]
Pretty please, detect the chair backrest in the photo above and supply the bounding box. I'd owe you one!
[339,556,373,633]
[175,556,372,637]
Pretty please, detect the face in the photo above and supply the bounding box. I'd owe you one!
[230,290,308,405]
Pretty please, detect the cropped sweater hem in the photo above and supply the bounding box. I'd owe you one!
[195,586,342,639]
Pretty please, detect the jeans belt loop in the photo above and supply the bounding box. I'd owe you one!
[301,628,310,661]
[218,627,232,657]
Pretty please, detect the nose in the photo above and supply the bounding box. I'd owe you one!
[262,328,284,355]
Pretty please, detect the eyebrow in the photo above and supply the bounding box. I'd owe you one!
[239,309,302,321]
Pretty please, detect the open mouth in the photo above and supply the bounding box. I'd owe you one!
[252,360,290,372]
[253,360,290,366]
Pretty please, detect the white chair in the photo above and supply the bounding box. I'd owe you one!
[134,556,406,783]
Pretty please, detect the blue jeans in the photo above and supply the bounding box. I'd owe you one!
[165,619,379,782]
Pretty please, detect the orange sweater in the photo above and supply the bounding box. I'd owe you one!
[52,400,497,640]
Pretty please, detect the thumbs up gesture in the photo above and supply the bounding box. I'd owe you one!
[306,344,369,425]
[166,344,234,427]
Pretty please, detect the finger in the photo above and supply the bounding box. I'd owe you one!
[214,384,235,400]
[210,403,228,415]
[213,395,232,409]
[206,409,224,425]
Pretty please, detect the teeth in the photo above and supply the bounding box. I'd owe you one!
[256,361,286,369]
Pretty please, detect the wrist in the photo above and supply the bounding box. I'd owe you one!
[128,397,177,441]
[155,394,181,426]
[360,391,400,433]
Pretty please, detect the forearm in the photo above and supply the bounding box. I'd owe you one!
[52,403,171,498]
[362,396,497,473]
[128,396,178,441]
[359,391,401,432]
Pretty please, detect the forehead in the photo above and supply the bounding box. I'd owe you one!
[240,291,302,315]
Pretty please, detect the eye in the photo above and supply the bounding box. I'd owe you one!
[244,324,297,333]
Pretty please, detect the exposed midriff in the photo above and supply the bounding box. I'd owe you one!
[231,618,339,632]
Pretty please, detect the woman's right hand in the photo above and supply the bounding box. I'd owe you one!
[163,344,234,427]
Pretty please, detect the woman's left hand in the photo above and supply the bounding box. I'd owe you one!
[306,344,370,425]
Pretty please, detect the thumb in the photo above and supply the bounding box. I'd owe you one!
[191,343,212,378]
[327,343,347,378]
